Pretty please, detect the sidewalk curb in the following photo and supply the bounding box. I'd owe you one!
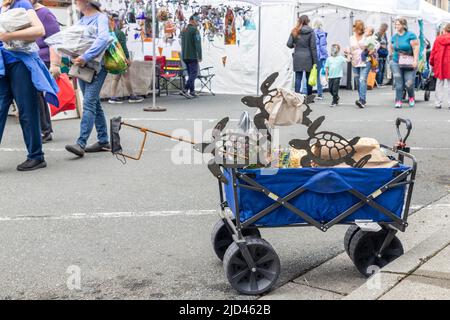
[344,225,450,300]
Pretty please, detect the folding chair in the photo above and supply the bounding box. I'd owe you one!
[160,58,185,96]
[197,66,216,96]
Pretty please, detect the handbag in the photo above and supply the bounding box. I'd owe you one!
[396,35,415,70]
[48,74,77,117]
[104,32,128,75]
[69,65,95,83]
[308,64,317,87]
[378,47,389,58]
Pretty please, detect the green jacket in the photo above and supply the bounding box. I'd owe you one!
[181,24,202,60]
[115,29,130,59]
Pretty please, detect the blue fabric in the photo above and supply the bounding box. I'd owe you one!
[184,59,199,94]
[76,68,108,149]
[352,64,372,104]
[0,1,59,106]
[314,29,328,61]
[223,166,408,227]
[295,71,312,95]
[0,0,33,64]
[391,31,418,63]
[390,61,416,101]
[77,13,112,62]
[0,61,44,161]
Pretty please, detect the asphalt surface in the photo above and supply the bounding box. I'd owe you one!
[0,87,449,299]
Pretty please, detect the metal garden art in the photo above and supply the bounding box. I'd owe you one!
[110,73,417,296]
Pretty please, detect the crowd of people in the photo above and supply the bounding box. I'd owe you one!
[1,1,450,173]
[287,14,450,110]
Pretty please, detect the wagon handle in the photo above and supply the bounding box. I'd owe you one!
[110,117,249,162]
[395,118,412,146]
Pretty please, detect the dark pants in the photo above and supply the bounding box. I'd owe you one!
[184,59,199,94]
[377,58,386,85]
[38,61,53,136]
[295,71,312,95]
[0,61,44,161]
[328,78,341,104]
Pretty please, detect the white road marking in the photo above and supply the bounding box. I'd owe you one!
[2,147,450,152]
[0,209,218,222]
[122,118,450,123]
[0,204,448,223]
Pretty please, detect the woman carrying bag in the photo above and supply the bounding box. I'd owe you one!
[0,0,58,171]
[287,15,318,97]
[390,18,419,109]
[65,0,112,157]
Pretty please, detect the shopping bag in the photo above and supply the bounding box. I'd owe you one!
[308,64,317,87]
[49,74,77,117]
[104,32,128,75]
[367,71,377,90]
[320,68,328,88]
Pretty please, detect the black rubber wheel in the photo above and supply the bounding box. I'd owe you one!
[211,219,261,261]
[223,237,280,295]
[349,229,404,277]
[424,90,431,102]
[344,225,360,258]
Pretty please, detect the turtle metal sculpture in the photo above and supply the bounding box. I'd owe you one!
[241,72,314,134]
[289,116,372,168]
[241,72,279,136]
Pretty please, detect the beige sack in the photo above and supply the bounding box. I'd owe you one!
[265,88,309,127]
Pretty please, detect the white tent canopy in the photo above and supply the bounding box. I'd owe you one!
[100,0,450,95]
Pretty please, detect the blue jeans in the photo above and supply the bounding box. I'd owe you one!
[184,59,199,94]
[376,58,386,85]
[316,59,326,96]
[0,61,44,161]
[295,71,312,95]
[390,61,415,102]
[77,68,108,149]
[353,64,372,103]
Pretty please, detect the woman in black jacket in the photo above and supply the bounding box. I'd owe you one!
[287,15,318,95]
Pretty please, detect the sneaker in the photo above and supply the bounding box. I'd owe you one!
[316,95,324,101]
[17,159,47,172]
[108,97,123,104]
[128,95,144,103]
[42,132,52,144]
[355,100,365,109]
[395,101,402,109]
[408,98,416,108]
[179,90,193,99]
[85,142,111,153]
[435,105,442,109]
[330,103,337,107]
[65,144,85,157]
[189,92,198,98]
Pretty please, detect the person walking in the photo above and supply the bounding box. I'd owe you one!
[346,20,371,109]
[390,18,419,108]
[375,23,389,86]
[287,15,318,97]
[325,44,348,107]
[430,23,450,109]
[32,0,61,144]
[107,14,144,104]
[0,0,58,171]
[180,14,202,99]
[313,18,328,100]
[65,0,112,157]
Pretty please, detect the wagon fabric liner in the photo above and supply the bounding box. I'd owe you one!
[223,166,409,227]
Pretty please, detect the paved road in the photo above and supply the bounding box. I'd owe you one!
[0,88,449,299]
